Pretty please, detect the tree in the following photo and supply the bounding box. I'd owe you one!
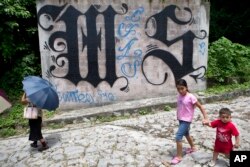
[0,0,40,98]
[209,0,250,45]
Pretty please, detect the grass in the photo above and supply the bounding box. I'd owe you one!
[1,81,250,138]
[96,115,117,123]
[138,108,151,115]
[164,105,172,111]
[0,103,28,137]
[204,81,250,95]
[0,101,57,138]
[47,123,64,129]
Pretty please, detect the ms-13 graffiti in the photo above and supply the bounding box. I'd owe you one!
[38,3,207,93]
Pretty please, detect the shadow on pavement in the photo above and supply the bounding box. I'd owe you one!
[45,133,61,148]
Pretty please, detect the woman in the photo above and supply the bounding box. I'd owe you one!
[21,93,49,151]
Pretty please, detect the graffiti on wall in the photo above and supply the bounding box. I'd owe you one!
[142,5,207,85]
[57,89,116,104]
[116,7,144,78]
[37,3,208,105]
[38,4,129,91]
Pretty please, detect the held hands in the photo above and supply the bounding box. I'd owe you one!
[202,119,209,126]
[234,143,240,149]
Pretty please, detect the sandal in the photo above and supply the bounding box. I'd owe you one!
[185,147,196,154]
[38,145,49,152]
[208,160,216,167]
[171,156,182,165]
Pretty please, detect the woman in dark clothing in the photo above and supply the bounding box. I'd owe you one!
[21,93,49,151]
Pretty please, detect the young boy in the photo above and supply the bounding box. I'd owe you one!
[203,108,240,167]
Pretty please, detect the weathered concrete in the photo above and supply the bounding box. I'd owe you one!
[44,89,250,126]
[37,0,210,110]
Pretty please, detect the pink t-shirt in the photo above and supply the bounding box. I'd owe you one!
[177,93,197,122]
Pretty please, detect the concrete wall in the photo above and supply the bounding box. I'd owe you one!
[36,0,210,110]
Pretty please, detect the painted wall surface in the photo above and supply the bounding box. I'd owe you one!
[36,0,210,110]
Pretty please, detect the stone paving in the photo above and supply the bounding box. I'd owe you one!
[0,95,250,167]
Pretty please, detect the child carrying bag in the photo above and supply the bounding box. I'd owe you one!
[23,104,38,119]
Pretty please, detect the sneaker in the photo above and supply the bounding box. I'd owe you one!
[226,159,230,166]
[30,143,38,148]
[208,160,216,167]
[38,145,49,152]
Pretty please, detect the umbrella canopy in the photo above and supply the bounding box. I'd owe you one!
[22,76,59,111]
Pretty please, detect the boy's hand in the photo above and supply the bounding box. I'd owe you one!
[202,119,209,125]
[234,143,240,148]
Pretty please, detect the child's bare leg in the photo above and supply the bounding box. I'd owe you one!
[209,151,219,166]
[185,135,195,149]
[176,141,183,159]
[225,154,230,166]
[212,151,219,162]
[225,154,229,159]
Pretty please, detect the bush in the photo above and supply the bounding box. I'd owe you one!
[207,37,250,85]
[0,53,40,100]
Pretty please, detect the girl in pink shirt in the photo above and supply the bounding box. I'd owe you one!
[170,79,208,165]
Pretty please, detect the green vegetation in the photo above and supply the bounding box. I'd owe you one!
[0,0,39,99]
[47,123,64,130]
[0,103,28,137]
[44,110,56,118]
[138,108,151,115]
[204,81,250,95]
[207,37,250,85]
[96,115,118,123]
[209,0,250,45]
[164,105,172,112]
[0,128,17,137]
[0,103,57,138]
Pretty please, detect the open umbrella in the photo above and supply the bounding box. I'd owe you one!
[22,76,59,111]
